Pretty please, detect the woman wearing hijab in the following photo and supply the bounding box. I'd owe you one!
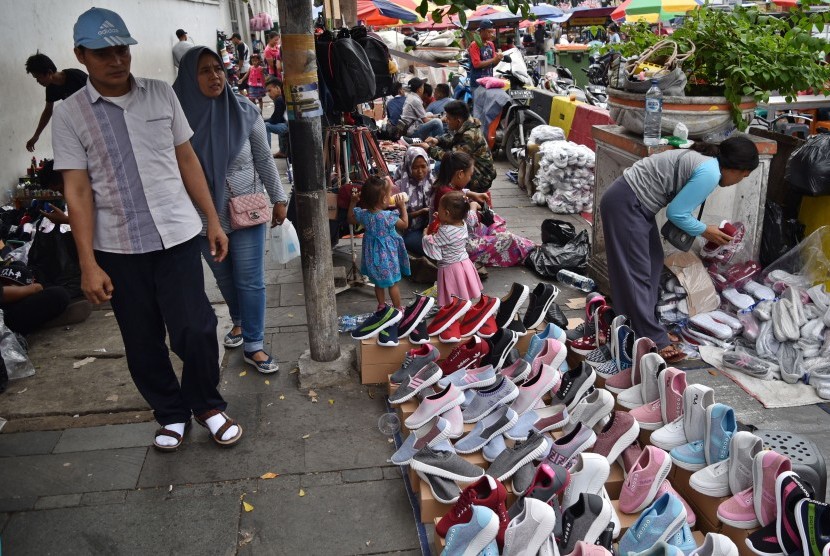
[393,146,434,256]
[173,47,288,374]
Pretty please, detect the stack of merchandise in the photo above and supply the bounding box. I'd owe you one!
[386,288,830,556]
[526,127,596,215]
[658,275,690,326]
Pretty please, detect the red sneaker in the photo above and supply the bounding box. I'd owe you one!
[436,475,509,548]
[439,336,491,375]
[459,295,501,337]
[439,320,462,344]
[476,315,498,338]
[427,296,472,336]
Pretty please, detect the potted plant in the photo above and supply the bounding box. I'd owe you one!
[606,3,830,136]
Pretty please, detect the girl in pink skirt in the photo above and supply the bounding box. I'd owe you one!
[422,190,483,306]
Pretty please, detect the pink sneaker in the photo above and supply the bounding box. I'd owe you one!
[753,449,792,527]
[656,480,697,527]
[592,411,640,466]
[405,384,465,429]
[442,405,464,439]
[567,540,612,556]
[630,398,663,431]
[619,445,673,514]
[659,368,687,425]
[529,339,567,379]
[718,487,758,529]
[512,363,561,416]
[604,367,632,393]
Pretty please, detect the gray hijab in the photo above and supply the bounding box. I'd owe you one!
[173,46,259,213]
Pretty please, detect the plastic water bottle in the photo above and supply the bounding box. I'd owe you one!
[556,269,596,293]
[643,80,663,146]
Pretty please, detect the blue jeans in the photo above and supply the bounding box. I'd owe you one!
[199,224,267,353]
[403,227,425,256]
[412,119,444,141]
[265,122,289,153]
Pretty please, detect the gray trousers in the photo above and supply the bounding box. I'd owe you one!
[600,176,670,348]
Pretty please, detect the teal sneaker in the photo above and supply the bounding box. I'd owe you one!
[443,505,499,555]
[667,522,698,555]
[671,440,707,471]
[705,403,736,466]
[618,493,687,556]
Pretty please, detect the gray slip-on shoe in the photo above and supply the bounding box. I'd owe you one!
[502,497,557,556]
[415,469,461,504]
[486,430,551,482]
[410,446,485,483]
[390,344,439,384]
[455,405,519,454]
[390,416,451,465]
[389,362,442,404]
[462,376,519,423]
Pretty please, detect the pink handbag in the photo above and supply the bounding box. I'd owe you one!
[229,192,269,229]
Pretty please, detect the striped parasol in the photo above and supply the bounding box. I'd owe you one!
[611,0,703,23]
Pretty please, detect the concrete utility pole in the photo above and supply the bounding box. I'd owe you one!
[278,0,353,386]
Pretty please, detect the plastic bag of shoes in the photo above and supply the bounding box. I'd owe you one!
[777,342,804,384]
[753,300,774,322]
[756,321,781,360]
[737,310,760,342]
[722,350,779,380]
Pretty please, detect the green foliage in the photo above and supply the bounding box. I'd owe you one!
[611,4,830,127]
[417,0,532,25]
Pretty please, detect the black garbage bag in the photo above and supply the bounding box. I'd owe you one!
[785,134,830,196]
[27,227,82,299]
[541,219,576,245]
[525,229,590,279]
[760,201,805,267]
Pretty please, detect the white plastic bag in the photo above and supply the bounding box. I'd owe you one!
[270,220,300,264]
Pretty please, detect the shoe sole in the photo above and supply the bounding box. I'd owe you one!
[604,421,641,466]
[352,311,403,340]
[461,512,500,556]
[463,298,502,337]
[377,337,400,347]
[524,287,559,330]
[439,335,462,344]
[390,370,443,404]
[628,457,673,514]
[569,341,598,356]
[499,284,530,327]
[671,456,706,472]
[408,337,431,345]
[464,388,520,424]
[490,438,551,481]
[399,297,435,338]
[405,394,465,430]
[455,410,519,454]
[689,474,731,497]
[428,300,472,336]
[584,498,613,545]
[744,537,785,556]
[717,513,759,529]
[243,355,279,374]
[409,458,485,483]
[224,338,243,348]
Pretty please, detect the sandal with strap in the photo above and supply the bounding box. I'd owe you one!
[659,344,687,364]
[152,420,191,452]
[195,409,244,447]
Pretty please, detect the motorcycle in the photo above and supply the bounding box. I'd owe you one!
[453,53,473,109]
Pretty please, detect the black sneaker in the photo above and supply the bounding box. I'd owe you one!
[558,493,612,554]
[796,499,830,556]
[351,306,402,340]
[507,317,528,337]
[496,283,530,328]
[408,321,430,345]
[546,302,568,330]
[377,323,400,347]
[399,294,435,338]
[484,329,519,370]
[555,362,597,412]
[596,523,616,553]
[523,283,560,330]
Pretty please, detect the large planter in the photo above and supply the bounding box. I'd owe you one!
[607,88,756,140]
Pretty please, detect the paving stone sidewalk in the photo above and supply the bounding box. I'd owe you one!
[1,160,829,555]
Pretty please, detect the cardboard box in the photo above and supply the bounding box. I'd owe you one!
[396,400,418,424]
[720,524,760,556]
[672,466,731,529]
[606,462,625,499]
[638,428,653,447]
[420,480,452,523]
[408,465,420,493]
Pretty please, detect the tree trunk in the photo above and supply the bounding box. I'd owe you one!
[277,0,341,363]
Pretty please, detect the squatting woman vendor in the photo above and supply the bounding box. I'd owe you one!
[600,136,759,363]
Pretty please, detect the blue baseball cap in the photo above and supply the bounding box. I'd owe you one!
[73,7,138,49]
[478,19,495,30]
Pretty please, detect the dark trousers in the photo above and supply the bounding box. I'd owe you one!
[95,237,226,425]
[600,176,670,348]
[2,286,70,335]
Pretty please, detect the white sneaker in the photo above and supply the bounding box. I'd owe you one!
[564,387,614,433]
[682,384,715,444]
[689,459,730,497]
[651,417,687,451]
[601,486,621,539]
[689,532,738,556]
[617,352,665,409]
[727,431,763,495]
[502,498,557,556]
[561,452,610,509]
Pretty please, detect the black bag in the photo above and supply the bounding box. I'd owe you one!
[541,219,576,245]
[479,203,495,226]
[28,227,82,298]
[315,29,376,113]
[661,151,702,252]
[785,134,830,196]
[760,200,805,267]
[525,229,590,279]
[351,25,394,100]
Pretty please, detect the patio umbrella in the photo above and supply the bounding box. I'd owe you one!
[372,0,423,22]
[611,0,702,23]
[530,4,566,18]
[467,5,525,27]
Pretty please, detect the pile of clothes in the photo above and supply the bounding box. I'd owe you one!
[528,128,596,215]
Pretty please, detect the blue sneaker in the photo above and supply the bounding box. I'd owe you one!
[618,493,687,556]
[705,403,736,467]
[483,433,507,462]
[443,505,499,556]
[631,541,684,556]
[523,323,567,363]
[350,306,402,340]
[480,540,498,556]
[671,440,707,471]
[667,523,698,555]
[616,325,634,372]
[377,323,400,347]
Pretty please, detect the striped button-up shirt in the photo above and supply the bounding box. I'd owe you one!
[52,76,202,254]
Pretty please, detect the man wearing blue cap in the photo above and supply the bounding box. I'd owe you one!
[468,19,503,119]
[51,7,243,452]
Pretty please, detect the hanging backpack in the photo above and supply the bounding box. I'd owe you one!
[351,25,395,100]
[315,29,376,113]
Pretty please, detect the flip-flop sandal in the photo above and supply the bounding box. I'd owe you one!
[195,409,244,448]
[659,344,687,364]
[153,420,191,452]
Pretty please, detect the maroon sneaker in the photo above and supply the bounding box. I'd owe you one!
[427,296,472,336]
[619,441,643,476]
[460,295,501,337]
[436,475,509,548]
[439,336,490,376]
[592,411,641,466]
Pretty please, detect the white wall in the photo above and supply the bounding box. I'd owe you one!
[0,0,233,201]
